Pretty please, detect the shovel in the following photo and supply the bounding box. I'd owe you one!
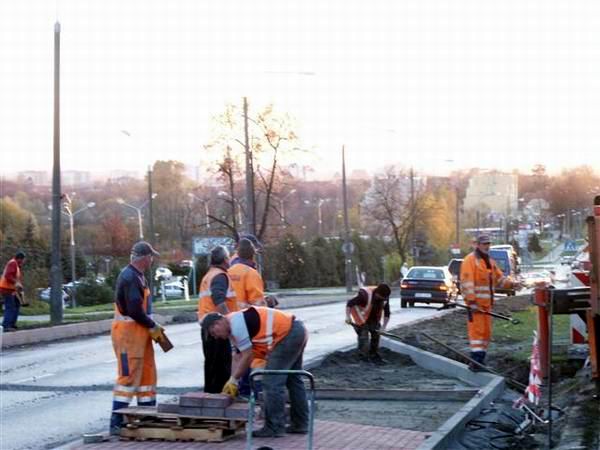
[441,302,520,325]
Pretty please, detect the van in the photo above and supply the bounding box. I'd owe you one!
[489,249,517,296]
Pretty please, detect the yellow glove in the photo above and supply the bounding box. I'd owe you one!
[221,376,239,398]
[149,324,165,342]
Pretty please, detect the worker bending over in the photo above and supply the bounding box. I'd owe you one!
[345,283,392,364]
[202,307,309,438]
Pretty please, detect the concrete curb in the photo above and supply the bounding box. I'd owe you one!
[1,296,350,349]
[381,338,506,450]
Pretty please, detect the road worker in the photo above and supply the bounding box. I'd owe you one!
[202,306,309,437]
[460,234,521,371]
[0,251,25,331]
[345,283,391,364]
[109,241,165,435]
[229,238,269,308]
[198,245,238,393]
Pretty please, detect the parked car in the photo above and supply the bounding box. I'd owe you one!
[560,255,575,266]
[489,249,518,296]
[447,258,463,293]
[491,244,521,270]
[521,271,552,288]
[155,267,173,281]
[159,282,185,299]
[400,266,458,308]
[38,286,71,308]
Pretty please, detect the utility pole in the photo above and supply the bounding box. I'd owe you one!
[342,146,353,293]
[50,21,63,325]
[147,166,155,298]
[410,167,417,264]
[243,97,256,236]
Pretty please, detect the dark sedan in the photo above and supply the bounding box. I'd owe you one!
[400,266,458,308]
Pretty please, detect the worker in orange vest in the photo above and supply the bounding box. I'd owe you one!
[109,241,166,435]
[460,234,521,371]
[229,238,268,308]
[0,251,25,331]
[345,283,391,364]
[202,306,309,438]
[198,245,238,393]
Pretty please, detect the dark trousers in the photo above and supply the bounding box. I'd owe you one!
[201,326,232,393]
[355,322,381,356]
[2,293,20,329]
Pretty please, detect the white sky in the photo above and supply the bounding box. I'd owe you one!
[1,0,600,179]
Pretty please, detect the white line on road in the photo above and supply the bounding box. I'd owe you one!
[14,373,55,383]
[103,359,116,364]
[180,339,202,347]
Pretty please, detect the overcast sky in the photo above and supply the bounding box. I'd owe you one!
[1,0,599,179]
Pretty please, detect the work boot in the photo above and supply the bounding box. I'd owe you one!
[358,353,370,362]
[285,425,308,434]
[370,353,387,365]
[468,362,484,372]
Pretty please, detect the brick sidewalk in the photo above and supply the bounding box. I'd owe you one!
[70,420,428,450]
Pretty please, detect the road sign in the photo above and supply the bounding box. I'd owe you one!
[342,241,355,255]
[192,236,236,256]
[564,240,577,252]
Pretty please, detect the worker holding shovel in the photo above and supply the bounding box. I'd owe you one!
[460,234,521,371]
[345,284,391,364]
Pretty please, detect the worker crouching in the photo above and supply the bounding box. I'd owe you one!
[202,306,309,438]
[345,284,392,364]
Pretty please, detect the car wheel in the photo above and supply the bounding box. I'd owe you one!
[409,301,415,307]
[401,299,408,308]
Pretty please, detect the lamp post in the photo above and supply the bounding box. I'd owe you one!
[279,189,297,226]
[188,193,210,229]
[62,195,95,308]
[117,195,157,240]
[304,198,330,235]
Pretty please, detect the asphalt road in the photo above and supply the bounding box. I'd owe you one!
[0,297,443,450]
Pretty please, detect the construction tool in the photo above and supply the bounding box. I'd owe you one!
[415,331,527,391]
[441,302,520,325]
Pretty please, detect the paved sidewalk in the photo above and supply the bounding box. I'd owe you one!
[68,420,428,450]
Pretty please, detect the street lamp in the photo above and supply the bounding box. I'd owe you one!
[304,198,330,235]
[188,193,211,229]
[117,194,157,239]
[62,195,95,308]
[279,189,297,226]
[218,191,243,228]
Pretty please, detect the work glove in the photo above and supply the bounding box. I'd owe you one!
[265,295,279,308]
[345,318,353,326]
[149,324,166,342]
[221,376,239,398]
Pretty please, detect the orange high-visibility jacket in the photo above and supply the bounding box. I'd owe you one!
[349,287,375,326]
[198,267,238,321]
[460,252,510,308]
[228,262,265,309]
[229,306,293,362]
[0,259,22,293]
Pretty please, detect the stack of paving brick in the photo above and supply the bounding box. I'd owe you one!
[157,392,250,420]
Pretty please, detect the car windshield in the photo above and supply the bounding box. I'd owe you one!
[407,268,445,280]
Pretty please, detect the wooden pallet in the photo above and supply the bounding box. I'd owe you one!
[116,406,246,442]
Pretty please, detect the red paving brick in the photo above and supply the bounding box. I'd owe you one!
[71,420,429,450]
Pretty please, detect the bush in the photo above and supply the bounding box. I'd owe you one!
[76,276,114,306]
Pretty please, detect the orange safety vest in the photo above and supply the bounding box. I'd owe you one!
[0,259,21,293]
[349,287,375,326]
[460,252,509,308]
[228,263,265,308]
[198,267,238,321]
[232,306,293,361]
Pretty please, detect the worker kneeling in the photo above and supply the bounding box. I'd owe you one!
[202,306,309,438]
[345,284,391,364]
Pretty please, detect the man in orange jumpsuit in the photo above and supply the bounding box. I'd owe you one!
[0,251,25,331]
[109,241,166,435]
[460,234,520,370]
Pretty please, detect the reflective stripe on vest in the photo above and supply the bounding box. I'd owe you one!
[350,287,373,326]
[251,307,293,356]
[198,267,238,321]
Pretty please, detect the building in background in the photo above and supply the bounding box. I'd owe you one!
[463,171,518,216]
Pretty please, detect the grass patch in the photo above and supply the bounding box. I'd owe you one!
[494,306,571,360]
[19,300,50,316]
